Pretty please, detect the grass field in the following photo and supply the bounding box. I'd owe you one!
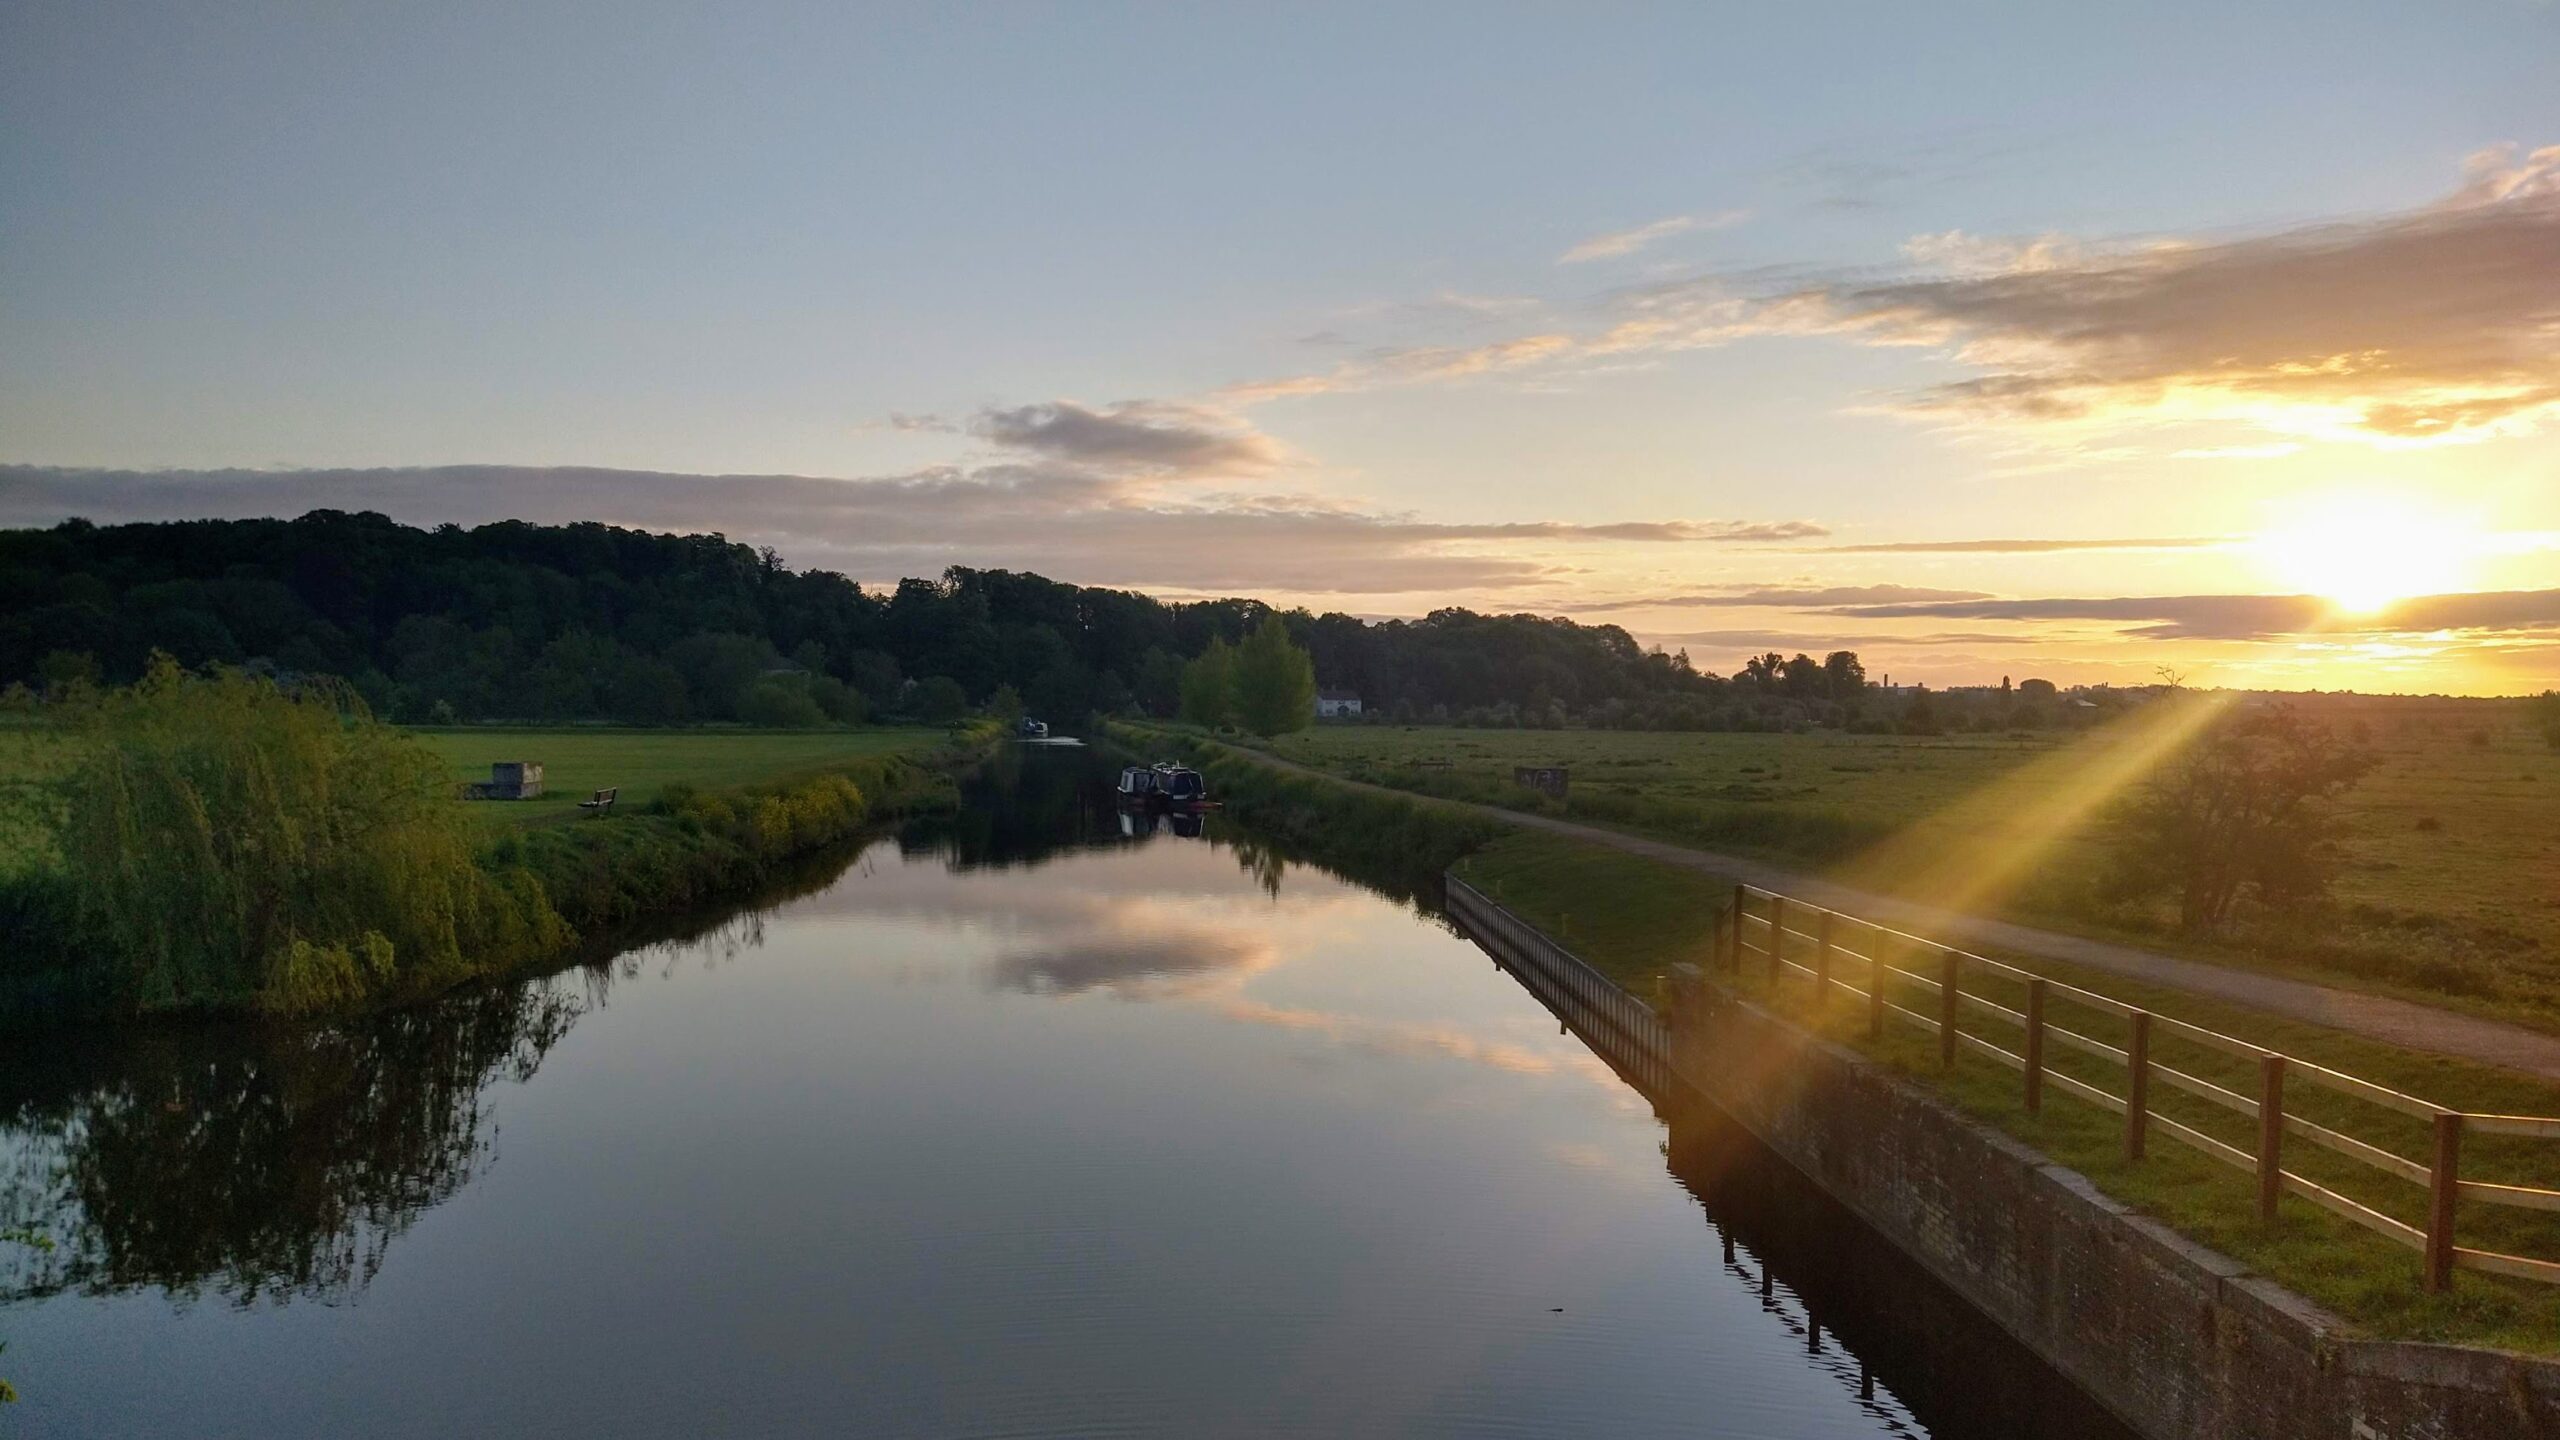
[1262,704,2560,1025]
[417,727,950,829]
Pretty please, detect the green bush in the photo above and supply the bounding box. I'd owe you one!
[39,657,565,1013]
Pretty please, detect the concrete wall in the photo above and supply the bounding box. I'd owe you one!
[1446,876,2560,1440]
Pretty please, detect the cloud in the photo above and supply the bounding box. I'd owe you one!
[1773,144,2560,447]
[1558,210,1747,264]
[967,400,1287,477]
[1233,145,2560,454]
[1576,584,1995,612]
[0,463,1823,599]
[1642,628,2049,651]
[1833,588,2560,640]
[1803,536,2231,555]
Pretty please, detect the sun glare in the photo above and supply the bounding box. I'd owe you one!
[2256,495,2474,614]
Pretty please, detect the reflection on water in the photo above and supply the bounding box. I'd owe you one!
[0,748,2123,1438]
[1,983,580,1307]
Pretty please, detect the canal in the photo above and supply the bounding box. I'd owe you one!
[0,748,2129,1438]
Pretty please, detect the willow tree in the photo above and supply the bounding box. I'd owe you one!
[1232,616,1316,738]
[56,657,536,1012]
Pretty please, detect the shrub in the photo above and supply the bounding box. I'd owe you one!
[44,656,561,1010]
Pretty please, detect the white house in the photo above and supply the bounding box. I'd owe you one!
[1315,689,1363,719]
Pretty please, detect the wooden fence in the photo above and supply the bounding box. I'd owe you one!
[1719,884,2560,1293]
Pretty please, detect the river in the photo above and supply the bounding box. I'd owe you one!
[0,748,2128,1438]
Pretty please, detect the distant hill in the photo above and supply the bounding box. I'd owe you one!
[0,510,1751,727]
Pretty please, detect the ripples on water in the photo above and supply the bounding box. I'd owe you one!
[0,748,2127,1438]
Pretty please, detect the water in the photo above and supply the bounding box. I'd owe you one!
[0,750,2127,1438]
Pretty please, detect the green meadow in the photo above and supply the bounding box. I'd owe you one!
[1262,703,2560,1026]
[416,726,951,829]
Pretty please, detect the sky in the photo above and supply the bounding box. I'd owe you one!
[4,3,2557,694]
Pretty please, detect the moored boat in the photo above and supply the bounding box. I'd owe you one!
[1117,760,1215,807]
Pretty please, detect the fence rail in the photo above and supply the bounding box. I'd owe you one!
[1715,884,2560,1292]
[1444,878,1677,1099]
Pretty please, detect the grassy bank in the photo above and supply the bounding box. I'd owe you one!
[1103,723,1504,906]
[1258,713,2560,1030]
[0,720,992,1022]
[1456,828,2560,1352]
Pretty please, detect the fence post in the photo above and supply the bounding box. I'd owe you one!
[2124,1012,2152,1162]
[1867,942,1886,1039]
[2023,977,2047,1114]
[2257,1055,2285,1223]
[2426,1112,2462,1293]
[1768,896,1788,987]
[1938,951,1960,1067]
[1814,912,1834,1012]
[1731,885,1748,972]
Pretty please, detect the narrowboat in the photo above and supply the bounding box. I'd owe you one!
[1117,760,1214,807]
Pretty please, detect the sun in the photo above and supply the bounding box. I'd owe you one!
[2256,495,2474,614]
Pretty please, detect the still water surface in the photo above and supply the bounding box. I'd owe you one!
[0,752,2126,1437]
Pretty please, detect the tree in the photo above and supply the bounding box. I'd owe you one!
[1821,651,1866,699]
[986,682,1025,725]
[738,675,827,727]
[2017,677,2057,700]
[909,675,968,724]
[2105,703,2376,934]
[1178,636,1236,729]
[1132,647,1185,717]
[1232,615,1318,736]
[2536,690,2560,750]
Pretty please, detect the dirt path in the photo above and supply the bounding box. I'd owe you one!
[1231,743,2560,1082]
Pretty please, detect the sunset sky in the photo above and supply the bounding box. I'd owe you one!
[4,4,2557,693]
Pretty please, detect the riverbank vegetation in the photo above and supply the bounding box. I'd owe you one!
[0,664,986,1021]
[1253,702,2560,1028]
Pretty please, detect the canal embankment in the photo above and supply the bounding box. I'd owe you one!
[1447,874,2560,1440]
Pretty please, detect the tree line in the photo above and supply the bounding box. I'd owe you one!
[0,509,2129,732]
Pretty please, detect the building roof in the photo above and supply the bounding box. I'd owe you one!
[1317,689,1361,701]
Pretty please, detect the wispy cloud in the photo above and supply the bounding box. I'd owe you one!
[0,463,1823,599]
[1834,587,2560,640]
[1802,536,2233,555]
[1575,584,1995,612]
[1236,145,2560,454]
[1557,210,1748,264]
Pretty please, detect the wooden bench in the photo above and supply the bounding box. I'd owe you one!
[578,787,619,816]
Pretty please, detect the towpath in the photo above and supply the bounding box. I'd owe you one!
[1223,742,2560,1082]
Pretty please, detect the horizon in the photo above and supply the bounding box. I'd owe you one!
[4,490,2551,701]
[4,6,2557,695]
